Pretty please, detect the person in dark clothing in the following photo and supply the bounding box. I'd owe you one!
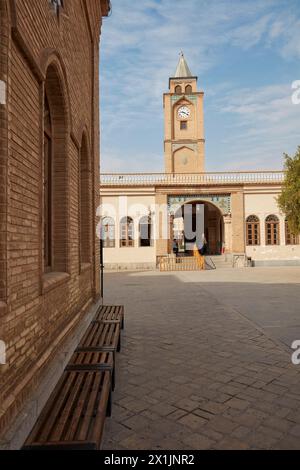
[200,236,208,256]
[172,239,179,256]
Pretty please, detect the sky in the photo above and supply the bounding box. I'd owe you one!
[100,0,300,173]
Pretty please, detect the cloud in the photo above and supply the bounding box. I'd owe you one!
[100,149,163,173]
[229,14,274,49]
[210,83,300,170]
[100,0,300,172]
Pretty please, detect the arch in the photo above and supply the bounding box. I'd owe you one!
[120,217,134,248]
[172,146,197,173]
[265,214,280,246]
[43,62,69,273]
[173,198,225,217]
[175,85,182,94]
[77,123,91,161]
[173,96,193,108]
[185,84,192,94]
[102,217,115,248]
[139,215,152,247]
[40,49,72,129]
[79,131,92,264]
[266,214,279,222]
[172,97,194,142]
[173,200,225,255]
[246,215,260,246]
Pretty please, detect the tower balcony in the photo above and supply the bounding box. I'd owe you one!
[100,171,285,187]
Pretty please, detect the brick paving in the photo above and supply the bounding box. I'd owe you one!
[102,269,300,450]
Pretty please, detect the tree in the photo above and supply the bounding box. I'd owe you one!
[278,146,300,236]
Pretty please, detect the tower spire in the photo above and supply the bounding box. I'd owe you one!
[174,51,192,78]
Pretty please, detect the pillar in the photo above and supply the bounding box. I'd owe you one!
[231,192,245,253]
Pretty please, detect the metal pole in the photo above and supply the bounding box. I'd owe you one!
[100,224,104,304]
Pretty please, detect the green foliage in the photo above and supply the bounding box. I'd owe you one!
[278,146,300,235]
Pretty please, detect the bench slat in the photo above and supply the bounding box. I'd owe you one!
[64,372,94,442]
[78,372,111,443]
[37,372,76,442]
[48,372,87,442]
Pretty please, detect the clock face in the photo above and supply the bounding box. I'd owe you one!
[178,106,190,119]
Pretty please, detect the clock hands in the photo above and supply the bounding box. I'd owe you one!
[178,107,190,118]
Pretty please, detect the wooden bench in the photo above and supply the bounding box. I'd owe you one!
[23,304,125,450]
[67,350,115,391]
[78,321,121,354]
[95,305,125,329]
[23,368,112,450]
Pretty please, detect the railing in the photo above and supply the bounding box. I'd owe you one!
[206,257,217,270]
[100,171,285,187]
[159,256,202,272]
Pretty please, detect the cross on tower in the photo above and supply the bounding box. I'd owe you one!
[50,0,64,15]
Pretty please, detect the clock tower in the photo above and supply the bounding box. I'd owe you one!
[164,52,205,173]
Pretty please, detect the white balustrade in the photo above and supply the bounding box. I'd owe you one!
[100,171,285,186]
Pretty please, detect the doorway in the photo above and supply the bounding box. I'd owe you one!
[173,201,224,255]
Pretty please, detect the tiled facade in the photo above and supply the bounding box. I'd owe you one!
[0,0,110,444]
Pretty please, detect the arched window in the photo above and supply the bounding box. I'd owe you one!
[185,85,192,94]
[43,64,68,274]
[265,215,280,245]
[139,216,152,247]
[175,85,182,94]
[44,93,52,271]
[102,217,115,248]
[120,217,134,247]
[246,215,260,246]
[79,134,91,263]
[285,220,300,245]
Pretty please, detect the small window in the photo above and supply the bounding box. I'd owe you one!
[285,220,300,245]
[265,215,280,246]
[185,85,192,94]
[102,217,115,248]
[180,121,187,130]
[139,216,152,247]
[120,217,134,248]
[246,215,260,246]
[175,85,182,95]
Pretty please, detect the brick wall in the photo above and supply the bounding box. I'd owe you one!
[0,0,9,309]
[0,0,108,440]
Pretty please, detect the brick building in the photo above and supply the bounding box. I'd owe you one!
[0,0,110,448]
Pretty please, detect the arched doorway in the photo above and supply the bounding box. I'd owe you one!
[173,201,224,255]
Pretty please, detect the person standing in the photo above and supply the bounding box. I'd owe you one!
[193,243,205,270]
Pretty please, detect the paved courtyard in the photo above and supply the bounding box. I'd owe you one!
[102,267,300,450]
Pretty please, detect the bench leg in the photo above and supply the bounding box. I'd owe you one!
[106,390,112,417]
[112,366,116,392]
[117,334,121,353]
